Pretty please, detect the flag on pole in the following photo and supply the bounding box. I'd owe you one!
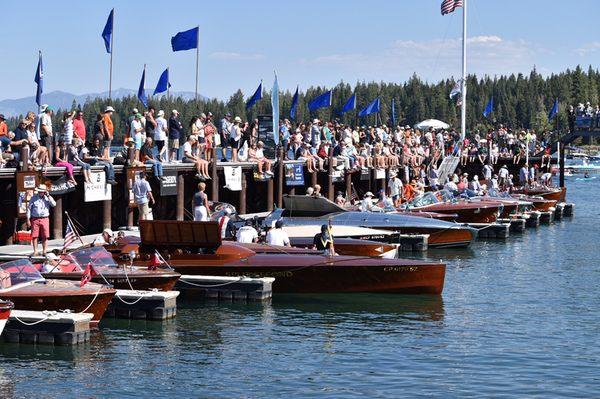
[391,98,397,126]
[548,98,559,121]
[149,251,164,270]
[340,93,357,115]
[101,9,114,53]
[441,0,463,15]
[138,67,148,108]
[246,82,263,109]
[449,79,462,100]
[308,90,332,112]
[34,52,43,107]
[358,98,381,117]
[63,219,77,252]
[290,86,299,120]
[153,68,171,95]
[80,262,97,287]
[272,72,280,144]
[171,27,199,52]
[483,96,494,118]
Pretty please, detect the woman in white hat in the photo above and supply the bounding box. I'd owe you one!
[229,116,243,162]
[154,110,169,162]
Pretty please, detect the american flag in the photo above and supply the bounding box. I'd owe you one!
[63,219,77,251]
[441,0,463,15]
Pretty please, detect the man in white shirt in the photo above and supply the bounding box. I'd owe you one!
[132,172,155,221]
[266,220,290,247]
[154,110,169,162]
[236,220,259,243]
[387,172,403,207]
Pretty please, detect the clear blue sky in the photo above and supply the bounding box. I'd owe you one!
[1,0,598,101]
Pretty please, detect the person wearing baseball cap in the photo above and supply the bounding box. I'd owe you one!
[27,184,56,256]
[0,114,10,151]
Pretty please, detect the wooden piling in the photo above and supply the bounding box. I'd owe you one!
[267,178,274,211]
[327,147,334,201]
[176,173,185,221]
[277,148,284,208]
[211,148,218,202]
[103,199,111,230]
[20,147,30,171]
[239,171,247,214]
[345,173,352,200]
[52,196,63,239]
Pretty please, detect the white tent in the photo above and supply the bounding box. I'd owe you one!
[414,119,450,130]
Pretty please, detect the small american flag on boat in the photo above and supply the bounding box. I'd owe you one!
[441,0,463,15]
[63,219,78,252]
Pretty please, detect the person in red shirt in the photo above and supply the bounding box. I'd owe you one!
[73,111,87,143]
[0,114,10,150]
[102,106,115,158]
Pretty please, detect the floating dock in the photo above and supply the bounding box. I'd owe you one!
[525,211,541,228]
[468,223,511,239]
[2,310,92,346]
[105,290,179,320]
[176,275,274,301]
[497,218,527,233]
[397,234,429,252]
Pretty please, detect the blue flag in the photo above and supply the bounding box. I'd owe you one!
[246,82,263,109]
[171,27,199,52]
[308,90,332,112]
[483,96,494,118]
[548,98,559,121]
[290,86,299,120]
[272,72,280,145]
[340,93,356,115]
[102,9,114,54]
[34,51,43,107]
[391,98,397,126]
[358,98,380,117]
[138,67,148,108]
[153,68,171,95]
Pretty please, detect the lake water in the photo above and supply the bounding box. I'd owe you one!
[1,177,599,398]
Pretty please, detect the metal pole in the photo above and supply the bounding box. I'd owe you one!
[195,26,199,102]
[167,67,170,100]
[109,9,114,100]
[460,0,467,140]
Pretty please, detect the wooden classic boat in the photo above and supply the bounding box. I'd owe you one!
[0,300,12,336]
[402,191,503,223]
[268,195,477,248]
[0,259,115,327]
[39,247,180,291]
[512,186,565,202]
[134,220,446,295]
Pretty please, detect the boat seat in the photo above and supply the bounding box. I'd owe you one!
[0,270,11,289]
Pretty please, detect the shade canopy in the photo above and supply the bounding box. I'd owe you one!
[414,119,450,130]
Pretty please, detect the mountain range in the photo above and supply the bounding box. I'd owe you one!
[0,89,208,117]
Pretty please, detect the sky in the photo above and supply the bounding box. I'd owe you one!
[1,0,599,101]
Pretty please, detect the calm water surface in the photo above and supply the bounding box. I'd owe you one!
[1,178,599,398]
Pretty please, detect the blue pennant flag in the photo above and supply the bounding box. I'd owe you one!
[153,68,171,95]
[246,82,263,109]
[138,67,148,108]
[272,72,280,144]
[358,98,380,117]
[340,93,356,115]
[391,98,397,126]
[308,90,332,112]
[290,86,299,120]
[548,98,559,121]
[102,9,114,54]
[483,96,494,118]
[34,51,43,107]
[171,27,199,52]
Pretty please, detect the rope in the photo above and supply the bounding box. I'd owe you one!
[77,285,103,314]
[114,291,148,306]
[11,310,57,326]
[178,277,246,288]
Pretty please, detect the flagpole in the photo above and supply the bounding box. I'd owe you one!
[460,0,467,141]
[37,50,42,116]
[167,67,170,100]
[109,9,114,100]
[195,25,199,102]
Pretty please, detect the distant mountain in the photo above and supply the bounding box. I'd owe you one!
[0,89,208,117]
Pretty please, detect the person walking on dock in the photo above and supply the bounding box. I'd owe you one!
[133,171,155,221]
[26,184,56,256]
[193,182,210,221]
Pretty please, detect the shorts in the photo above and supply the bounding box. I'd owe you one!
[198,136,206,144]
[169,138,180,149]
[194,206,208,221]
[229,137,240,148]
[103,139,112,150]
[392,194,400,201]
[137,202,153,220]
[30,217,50,240]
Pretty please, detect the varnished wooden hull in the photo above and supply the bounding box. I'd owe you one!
[0,280,115,327]
[416,204,500,223]
[286,238,398,258]
[365,225,476,248]
[42,270,180,291]
[0,301,12,336]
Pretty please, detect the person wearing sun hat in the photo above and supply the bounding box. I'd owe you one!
[102,105,115,158]
[26,184,56,256]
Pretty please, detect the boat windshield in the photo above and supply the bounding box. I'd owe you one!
[67,247,118,270]
[487,188,511,199]
[0,259,44,286]
[410,192,441,207]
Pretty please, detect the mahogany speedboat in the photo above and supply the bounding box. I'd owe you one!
[134,220,446,295]
[254,237,398,259]
[0,300,12,336]
[512,186,565,202]
[473,189,534,218]
[268,195,477,248]
[0,259,115,327]
[39,247,180,291]
[402,191,503,223]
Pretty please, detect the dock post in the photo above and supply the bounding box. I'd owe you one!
[20,147,30,171]
[345,173,352,200]
[559,142,565,188]
[267,178,274,211]
[103,199,111,230]
[239,171,247,214]
[52,197,63,239]
[327,147,334,201]
[277,148,284,208]
[311,170,318,189]
[176,173,185,221]
[211,148,219,202]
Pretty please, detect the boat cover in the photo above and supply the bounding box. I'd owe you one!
[282,195,346,216]
[140,220,222,248]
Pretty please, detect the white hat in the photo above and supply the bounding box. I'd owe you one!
[35,184,47,193]
[189,135,198,141]
[132,108,139,113]
[40,104,49,112]
[313,119,319,124]
[46,253,59,261]
[157,110,165,117]
[234,116,242,123]
[172,109,179,114]
[103,228,113,236]
[105,106,115,112]
[364,191,374,198]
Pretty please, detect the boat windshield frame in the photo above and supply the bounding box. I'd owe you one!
[410,192,442,208]
[0,259,45,286]
[67,247,118,271]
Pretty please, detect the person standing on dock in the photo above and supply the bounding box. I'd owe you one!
[154,110,169,162]
[39,105,54,162]
[219,113,233,162]
[26,184,56,256]
[73,111,86,143]
[193,182,210,221]
[168,110,182,161]
[133,171,155,221]
[102,106,115,158]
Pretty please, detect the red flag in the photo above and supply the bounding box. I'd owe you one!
[80,262,97,287]
[149,252,163,270]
